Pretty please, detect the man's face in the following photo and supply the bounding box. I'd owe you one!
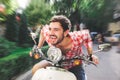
[48,22,67,45]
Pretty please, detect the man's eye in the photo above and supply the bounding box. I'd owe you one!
[55,29,58,31]
[48,28,59,31]
[49,28,51,30]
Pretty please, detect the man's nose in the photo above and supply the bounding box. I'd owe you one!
[49,30,55,35]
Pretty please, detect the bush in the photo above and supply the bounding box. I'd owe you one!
[0,45,48,80]
[0,37,17,58]
[0,48,36,80]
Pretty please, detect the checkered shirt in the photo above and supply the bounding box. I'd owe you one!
[42,26,93,69]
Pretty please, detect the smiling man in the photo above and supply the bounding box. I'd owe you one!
[31,15,99,80]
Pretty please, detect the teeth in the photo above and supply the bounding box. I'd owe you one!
[50,36,56,39]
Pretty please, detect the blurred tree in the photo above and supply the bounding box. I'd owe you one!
[79,0,115,32]
[52,0,74,16]
[0,0,18,22]
[1,0,18,42]
[24,0,53,27]
[52,0,116,32]
[5,12,19,42]
[17,13,30,47]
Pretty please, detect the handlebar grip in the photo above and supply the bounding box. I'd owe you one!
[89,54,93,61]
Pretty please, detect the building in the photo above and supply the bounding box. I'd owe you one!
[108,21,120,34]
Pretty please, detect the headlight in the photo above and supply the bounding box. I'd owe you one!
[47,46,62,63]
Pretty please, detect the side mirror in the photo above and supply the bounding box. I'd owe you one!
[98,43,112,51]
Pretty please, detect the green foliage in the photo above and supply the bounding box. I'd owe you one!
[17,13,31,46]
[0,48,32,80]
[0,0,18,22]
[5,13,19,42]
[24,0,53,26]
[5,12,32,46]
[3,0,18,15]
[53,0,105,20]
[0,45,48,80]
[79,0,104,18]
[0,13,6,21]
[0,37,17,58]
[52,0,76,17]
[82,0,115,32]
[52,0,115,32]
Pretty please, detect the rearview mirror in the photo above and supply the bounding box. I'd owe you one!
[98,43,112,51]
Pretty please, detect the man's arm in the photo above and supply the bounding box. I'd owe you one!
[82,29,93,55]
[82,29,93,60]
[29,29,45,57]
[37,29,46,48]
[85,30,99,64]
[86,36,99,64]
[87,47,93,55]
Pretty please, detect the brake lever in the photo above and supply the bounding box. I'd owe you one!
[88,61,97,67]
[82,55,97,67]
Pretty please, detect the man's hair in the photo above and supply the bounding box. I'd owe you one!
[49,15,71,31]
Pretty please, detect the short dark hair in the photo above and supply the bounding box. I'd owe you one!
[49,15,71,31]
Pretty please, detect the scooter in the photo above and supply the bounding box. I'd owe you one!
[28,27,112,80]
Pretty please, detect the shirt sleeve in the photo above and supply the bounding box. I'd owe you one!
[81,30,93,48]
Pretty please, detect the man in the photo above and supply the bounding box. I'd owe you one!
[30,15,99,80]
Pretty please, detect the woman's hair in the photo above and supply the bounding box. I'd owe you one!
[49,15,71,31]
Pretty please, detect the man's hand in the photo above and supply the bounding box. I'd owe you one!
[30,32,37,39]
[29,45,37,57]
[29,51,41,59]
[92,55,99,64]
[29,51,33,57]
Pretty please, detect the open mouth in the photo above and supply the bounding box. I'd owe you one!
[49,36,57,43]
[50,36,57,39]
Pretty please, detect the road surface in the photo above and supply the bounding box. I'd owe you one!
[85,45,120,80]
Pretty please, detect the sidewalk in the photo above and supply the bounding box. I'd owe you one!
[14,70,32,80]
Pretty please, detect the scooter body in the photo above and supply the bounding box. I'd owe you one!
[32,66,77,80]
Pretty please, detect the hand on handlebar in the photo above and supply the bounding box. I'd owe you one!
[29,50,41,59]
[91,55,99,64]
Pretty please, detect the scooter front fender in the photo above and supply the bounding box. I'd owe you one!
[32,67,77,80]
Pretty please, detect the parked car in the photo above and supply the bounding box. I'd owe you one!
[104,33,120,45]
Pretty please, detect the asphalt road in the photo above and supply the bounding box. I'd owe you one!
[85,45,120,80]
[14,70,32,80]
[15,44,120,80]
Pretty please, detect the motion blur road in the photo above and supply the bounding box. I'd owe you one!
[15,44,120,80]
[85,44,120,80]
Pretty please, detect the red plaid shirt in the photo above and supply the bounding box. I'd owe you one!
[42,25,92,69]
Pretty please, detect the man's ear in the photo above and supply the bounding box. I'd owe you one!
[64,30,69,37]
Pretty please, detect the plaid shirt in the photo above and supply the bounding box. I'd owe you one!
[42,26,92,69]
